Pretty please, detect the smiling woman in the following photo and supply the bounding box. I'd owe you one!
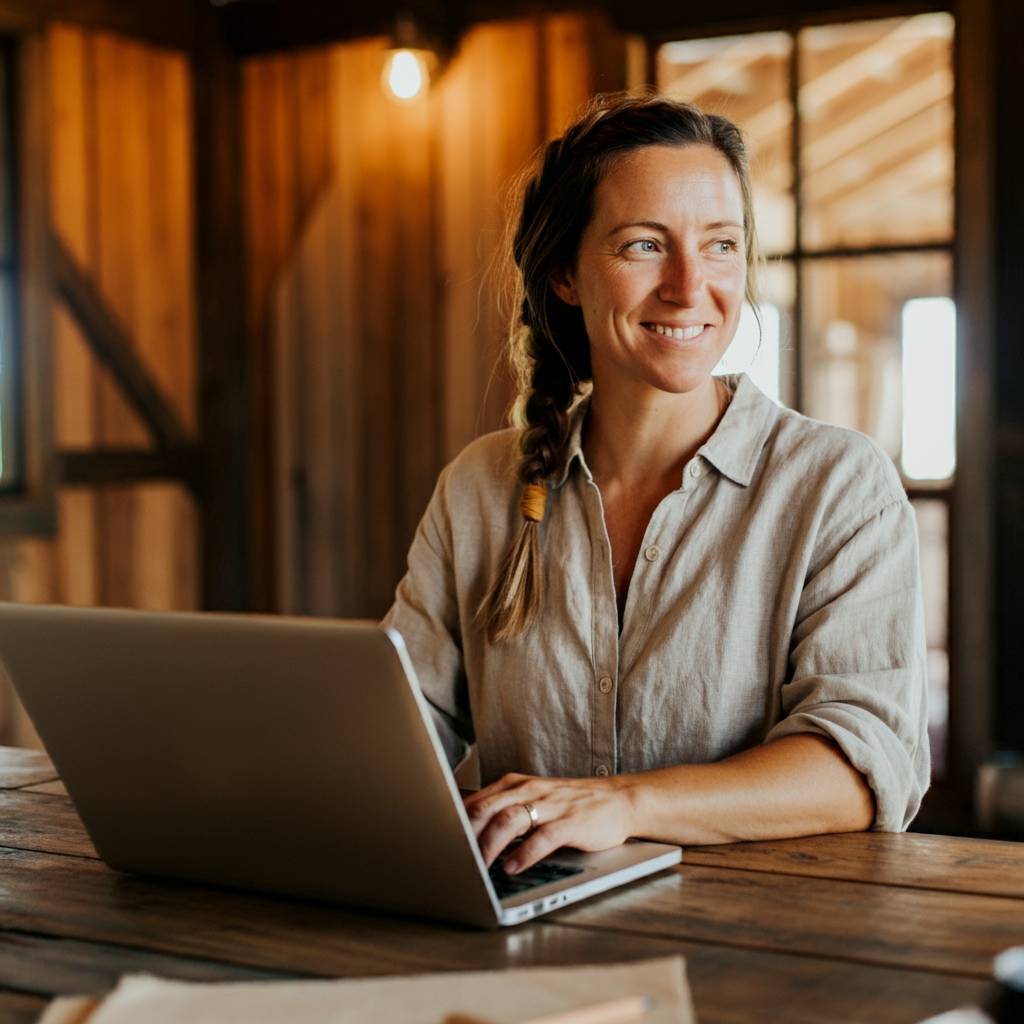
[382,93,930,877]
[550,144,747,402]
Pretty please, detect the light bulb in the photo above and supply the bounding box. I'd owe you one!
[384,49,427,100]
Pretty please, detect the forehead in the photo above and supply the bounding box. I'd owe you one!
[591,144,745,227]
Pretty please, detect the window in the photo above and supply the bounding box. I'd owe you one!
[661,11,956,773]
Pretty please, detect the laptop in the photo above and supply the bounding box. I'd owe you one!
[0,603,681,927]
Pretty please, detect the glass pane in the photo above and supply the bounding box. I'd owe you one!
[657,32,794,254]
[799,13,954,249]
[801,253,951,467]
[715,259,796,406]
[901,297,956,480]
[912,498,949,778]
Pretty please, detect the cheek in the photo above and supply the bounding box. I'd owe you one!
[712,265,747,313]
[580,270,637,321]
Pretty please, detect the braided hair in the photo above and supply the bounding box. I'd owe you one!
[478,92,760,643]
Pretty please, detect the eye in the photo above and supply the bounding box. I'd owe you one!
[622,238,660,255]
[711,239,740,255]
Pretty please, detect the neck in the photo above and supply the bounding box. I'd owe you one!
[582,375,728,493]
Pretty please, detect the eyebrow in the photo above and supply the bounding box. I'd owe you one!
[605,219,745,237]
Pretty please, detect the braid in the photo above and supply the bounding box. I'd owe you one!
[477,307,586,643]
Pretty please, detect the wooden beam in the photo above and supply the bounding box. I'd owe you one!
[50,230,191,452]
[222,0,579,55]
[0,1,195,50]
[610,0,952,39]
[58,448,201,488]
[192,1,250,611]
[993,0,1024,754]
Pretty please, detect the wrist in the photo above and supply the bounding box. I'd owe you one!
[611,773,646,839]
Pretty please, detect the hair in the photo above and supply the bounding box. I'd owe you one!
[477,91,762,644]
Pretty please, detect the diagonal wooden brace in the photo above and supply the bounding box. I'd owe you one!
[49,230,192,451]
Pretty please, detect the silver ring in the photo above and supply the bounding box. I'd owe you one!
[521,802,540,830]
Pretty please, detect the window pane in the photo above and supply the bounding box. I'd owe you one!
[901,297,956,481]
[714,259,795,406]
[801,253,951,466]
[657,32,794,254]
[799,13,954,250]
[912,498,949,778]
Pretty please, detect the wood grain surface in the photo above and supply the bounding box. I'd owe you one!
[0,791,97,858]
[0,934,298,997]
[554,864,1024,977]
[682,830,1024,898]
[0,746,1017,1024]
[15,780,67,798]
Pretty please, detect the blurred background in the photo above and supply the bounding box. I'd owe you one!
[0,0,1018,838]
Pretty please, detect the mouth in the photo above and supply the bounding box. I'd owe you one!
[640,322,711,343]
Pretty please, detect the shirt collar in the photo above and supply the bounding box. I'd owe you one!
[549,373,780,490]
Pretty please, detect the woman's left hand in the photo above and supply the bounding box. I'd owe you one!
[463,772,636,874]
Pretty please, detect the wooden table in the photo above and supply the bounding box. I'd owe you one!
[2,746,1022,1024]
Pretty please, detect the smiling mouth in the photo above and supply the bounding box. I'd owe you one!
[641,322,709,341]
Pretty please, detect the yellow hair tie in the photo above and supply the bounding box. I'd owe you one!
[519,483,548,523]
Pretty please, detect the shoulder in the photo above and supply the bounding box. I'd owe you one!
[768,405,905,511]
[440,427,521,496]
[427,427,522,530]
[755,403,910,568]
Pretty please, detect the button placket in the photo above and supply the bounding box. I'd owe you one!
[584,478,619,779]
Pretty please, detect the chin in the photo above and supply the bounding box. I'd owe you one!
[644,367,718,395]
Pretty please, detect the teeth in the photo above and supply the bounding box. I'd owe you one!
[649,323,704,340]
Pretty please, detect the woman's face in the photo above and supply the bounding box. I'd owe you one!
[551,143,747,398]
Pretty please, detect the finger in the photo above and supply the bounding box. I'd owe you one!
[504,821,568,874]
[463,772,528,818]
[465,781,543,839]
[477,802,535,867]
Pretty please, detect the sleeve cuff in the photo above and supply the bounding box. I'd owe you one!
[764,705,930,831]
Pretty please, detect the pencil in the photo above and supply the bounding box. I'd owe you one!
[443,993,655,1024]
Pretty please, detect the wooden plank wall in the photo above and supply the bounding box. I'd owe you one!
[244,12,632,618]
[0,25,198,748]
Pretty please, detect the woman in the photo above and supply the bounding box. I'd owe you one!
[382,93,930,877]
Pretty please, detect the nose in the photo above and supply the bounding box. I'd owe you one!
[658,249,705,308]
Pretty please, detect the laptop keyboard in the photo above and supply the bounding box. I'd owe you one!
[488,859,584,899]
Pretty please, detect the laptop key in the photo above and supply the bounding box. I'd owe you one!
[488,859,584,898]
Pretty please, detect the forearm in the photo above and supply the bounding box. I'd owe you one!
[620,733,876,845]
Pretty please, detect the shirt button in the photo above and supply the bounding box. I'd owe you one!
[598,676,613,694]
[644,545,660,562]
[594,764,610,777]
[689,461,702,478]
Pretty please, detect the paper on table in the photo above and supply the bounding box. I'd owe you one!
[37,957,693,1024]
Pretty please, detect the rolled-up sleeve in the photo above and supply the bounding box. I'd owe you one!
[763,496,931,831]
[381,465,473,769]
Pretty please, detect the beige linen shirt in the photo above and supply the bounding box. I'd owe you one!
[382,373,931,831]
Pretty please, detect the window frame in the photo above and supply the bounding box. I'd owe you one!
[0,27,54,535]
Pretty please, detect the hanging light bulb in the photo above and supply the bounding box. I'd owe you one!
[383,48,430,101]
[381,10,455,101]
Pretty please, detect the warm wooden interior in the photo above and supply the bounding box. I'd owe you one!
[0,0,1017,837]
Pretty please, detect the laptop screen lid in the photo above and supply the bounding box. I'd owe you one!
[0,604,505,926]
